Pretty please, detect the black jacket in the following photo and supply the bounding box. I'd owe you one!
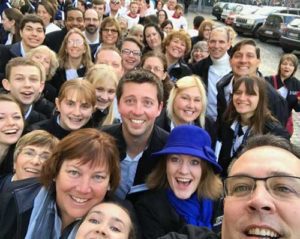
[135,189,223,239]
[101,124,169,203]
[216,72,290,128]
[27,115,70,139]
[0,42,22,81]
[155,108,217,148]
[217,120,290,177]
[265,75,300,114]
[190,56,213,87]
[168,59,192,82]
[50,67,87,92]
[44,28,68,53]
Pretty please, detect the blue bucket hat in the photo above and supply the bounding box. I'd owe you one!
[152,125,222,172]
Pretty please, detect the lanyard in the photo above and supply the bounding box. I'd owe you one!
[232,122,250,156]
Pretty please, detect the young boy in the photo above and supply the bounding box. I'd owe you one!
[2,57,47,126]
[125,1,140,29]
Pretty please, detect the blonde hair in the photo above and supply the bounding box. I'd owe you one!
[85,64,119,125]
[14,130,59,162]
[167,75,207,127]
[163,29,191,56]
[58,28,93,69]
[27,45,59,80]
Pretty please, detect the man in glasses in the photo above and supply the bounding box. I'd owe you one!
[222,134,300,239]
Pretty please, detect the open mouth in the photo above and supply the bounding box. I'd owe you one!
[3,129,19,135]
[245,228,281,239]
[131,119,144,125]
[24,168,40,174]
[71,195,89,204]
[68,117,83,124]
[176,178,192,186]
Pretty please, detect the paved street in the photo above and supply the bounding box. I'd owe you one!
[185,11,300,145]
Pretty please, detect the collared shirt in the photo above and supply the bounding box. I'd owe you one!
[115,151,144,199]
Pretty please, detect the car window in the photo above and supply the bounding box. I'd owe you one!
[289,18,300,27]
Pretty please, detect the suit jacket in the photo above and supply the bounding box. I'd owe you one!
[217,120,290,177]
[0,42,22,81]
[101,124,169,203]
[216,72,290,128]
[190,56,213,87]
[50,66,87,91]
[44,28,68,53]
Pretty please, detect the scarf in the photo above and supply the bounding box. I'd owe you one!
[25,186,62,239]
[166,188,213,229]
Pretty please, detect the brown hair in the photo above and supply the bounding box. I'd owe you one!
[223,75,277,134]
[57,79,96,107]
[40,128,120,191]
[37,0,56,23]
[58,28,93,69]
[230,39,260,59]
[198,19,214,39]
[141,51,173,107]
[100,17,121,43]
[5,57,46,83]
[116,69,164,104]
[3,8,23,43]
[0,93,24,116]
[278,53,299,77]
[20,14,45,32]
[163,29,191,56]
[147,158,222,199]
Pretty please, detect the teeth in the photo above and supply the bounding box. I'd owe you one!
[177,178,190,183]
[25,168,40,174]
[131,119,144,124]
[184,110,194,115]
[71,196,88,203]
[69,118,82,122]
[248,228,279,238]
[3,129,18,134]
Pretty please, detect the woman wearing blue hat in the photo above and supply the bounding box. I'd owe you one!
[135,125,222,239]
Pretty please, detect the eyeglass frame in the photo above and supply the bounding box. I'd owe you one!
[143,65,165,73]
[121,48,142,57]
[19,148,51,162]
[102,28,119,34]
[223,175,300,199]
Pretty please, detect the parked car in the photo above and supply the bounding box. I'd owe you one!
[257,13,300,42]
[221,3,242,22]
[233,6,287,37]
[212,2,228,21]
[280,18,300,53]
[225,5,259,25]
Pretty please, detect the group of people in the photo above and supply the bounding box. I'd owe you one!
[0,0,300,238]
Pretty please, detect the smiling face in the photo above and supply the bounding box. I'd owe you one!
[118,82,162,140]
[55,90,94,131]
[165,37,186,61]
[94,79,116,111]
[280,59,295,80]
[193,48,209,62]
[222,146,300,239]
[65,9,84,31]
[37,4,52,26]
[145,26,162,50]
[121,41,141,72]
[208,28,230,60]
[56,158,110,229]
[66,33,86,59]
[233,82,259,121]
[230,44,261,78]
[30,52,51,76]
[142,56,166,80]
[84,9,100,35]
[101,24,119,46]
[166,154,202,199]
[0,101,24,147]
[3,65,44,107]
[14,145,51,180]
[20,22,45,49]
[173,86,202,125]
[75,202,132,239]
[96,49,123,79]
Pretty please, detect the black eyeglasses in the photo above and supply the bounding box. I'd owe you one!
[121,49,141,57]
[102,28,118,34]
[224,175,300,199]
